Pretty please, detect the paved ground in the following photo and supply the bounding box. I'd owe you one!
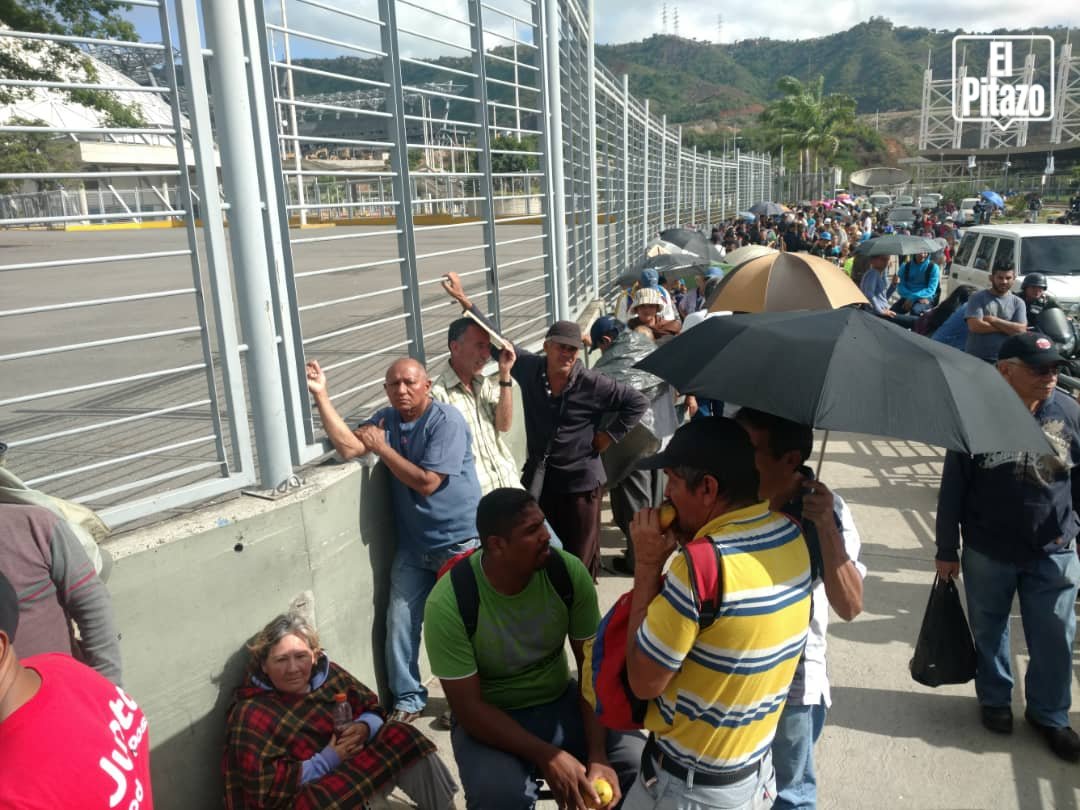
[377,434,1080,809]
[0,223,570,517]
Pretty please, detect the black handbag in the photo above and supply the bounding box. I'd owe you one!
[522,390,568,499]
[909,575,978,687]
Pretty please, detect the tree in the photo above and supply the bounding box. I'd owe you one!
[489,134,539,175]
[0,116,78,192]
[0,1,144,126]
[758,75,857,177]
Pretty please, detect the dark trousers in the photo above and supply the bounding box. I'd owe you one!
[540,484,602,578]
[451,681,645,810]
[610,468,665,567]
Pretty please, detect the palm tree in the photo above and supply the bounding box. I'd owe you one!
[760,76,856,198]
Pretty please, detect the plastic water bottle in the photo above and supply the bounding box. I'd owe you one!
[332,693,352,732]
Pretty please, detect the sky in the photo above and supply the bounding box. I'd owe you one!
[591,3,1077,44]
[125,2,1077,57]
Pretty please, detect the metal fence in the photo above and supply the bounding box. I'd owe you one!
[0,0,773,529]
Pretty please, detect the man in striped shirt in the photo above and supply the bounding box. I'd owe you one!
[431,317,521,495]
[624,418,813,810]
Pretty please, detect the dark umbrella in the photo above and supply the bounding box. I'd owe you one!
[635,308,1052,455]
[659,228,724,262]
[617,253,709,287]
[749,201,785,217]
[854,234,941,257]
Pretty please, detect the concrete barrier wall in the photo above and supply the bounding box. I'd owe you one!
[108,462,398,809]
[103,304,602,808]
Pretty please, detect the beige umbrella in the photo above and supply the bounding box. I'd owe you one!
[708,252,867,313]
[722,244,777,270]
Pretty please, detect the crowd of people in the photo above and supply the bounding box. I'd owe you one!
[2,195,1079,810]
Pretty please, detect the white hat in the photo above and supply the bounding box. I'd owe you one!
[631,287,665,312]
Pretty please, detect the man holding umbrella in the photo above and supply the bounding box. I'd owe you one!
[936,332,1080,762]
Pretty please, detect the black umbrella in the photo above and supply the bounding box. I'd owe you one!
[635,308,1052,455]
[749,201,786,217]
[855,234,940,257]
[659,228,724,263]
[617,253,710,287]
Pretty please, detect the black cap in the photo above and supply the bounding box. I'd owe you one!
[998,332,1064,366]
[638,417,757,489]
[545,320,584,349]
[0,570,18,642]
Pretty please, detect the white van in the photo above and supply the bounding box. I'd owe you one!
[946,224,1080,314]
[958,197,980,225]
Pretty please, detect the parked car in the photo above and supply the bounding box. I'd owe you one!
[958,197,980,225]
[886,206,919,231]
[868,192,892,211]
[917,193,942,210]
[895,194,915,206]
[944,224,1080,315]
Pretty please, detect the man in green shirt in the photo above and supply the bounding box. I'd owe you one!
[424,488,643,809]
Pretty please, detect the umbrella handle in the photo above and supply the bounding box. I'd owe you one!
[815,430,830,479]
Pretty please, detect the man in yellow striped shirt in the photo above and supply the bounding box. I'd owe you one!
[623,418,813,810]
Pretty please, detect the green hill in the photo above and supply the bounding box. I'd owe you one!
[597,18,1075,124]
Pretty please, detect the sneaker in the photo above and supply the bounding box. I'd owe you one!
[1025,711,1080,762]
[389,709,420,724]
[980,705,1013,734]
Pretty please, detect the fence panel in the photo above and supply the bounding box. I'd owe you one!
[0,5,256,527]
[0,0,777,528]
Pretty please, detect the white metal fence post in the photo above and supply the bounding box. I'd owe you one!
[201,0,293,488]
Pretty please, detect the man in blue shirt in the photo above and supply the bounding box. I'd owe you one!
[963,266,1028,362]
[306,357,481,723]
[859,254,917,328]
[936,333,1080,762]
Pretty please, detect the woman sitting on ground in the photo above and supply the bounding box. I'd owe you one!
[224,612,458,809]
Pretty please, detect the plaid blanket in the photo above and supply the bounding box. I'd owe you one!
[223,660,435,809]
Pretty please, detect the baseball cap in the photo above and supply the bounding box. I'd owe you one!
[704,265,725,279]
[639,268,660,288]
[819,232,833,241]
[545,320,584,349]
[0,570,18,642]
[589,315,623,347]
[638,417,758,491]
[998,332,1064,366]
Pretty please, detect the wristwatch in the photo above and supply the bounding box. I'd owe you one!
[498,380,513,388]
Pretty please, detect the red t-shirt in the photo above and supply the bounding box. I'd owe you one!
[0,653,154,809]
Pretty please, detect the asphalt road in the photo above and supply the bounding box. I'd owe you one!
[0,222,589,520]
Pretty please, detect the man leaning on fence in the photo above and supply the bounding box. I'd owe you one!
[306,357,481,724]
[440,272,648,579]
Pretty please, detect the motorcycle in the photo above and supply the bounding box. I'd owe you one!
[1036,307,1080,394]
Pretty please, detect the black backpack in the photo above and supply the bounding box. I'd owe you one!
[449,549,574,639]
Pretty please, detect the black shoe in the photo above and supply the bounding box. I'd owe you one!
[610,554,634,576]
[1025,711,1080,762]
[980,705,1014,734]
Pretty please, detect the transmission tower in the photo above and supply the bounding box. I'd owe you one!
[717,14,723,43]
[661,2,668,34]
[673,7,679,38]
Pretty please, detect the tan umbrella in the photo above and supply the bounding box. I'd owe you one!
[722,244,777,270]
[708,252,867,313]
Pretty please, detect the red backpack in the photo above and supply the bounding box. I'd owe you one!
[581,537,723,731]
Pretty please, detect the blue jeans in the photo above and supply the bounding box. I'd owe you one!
[451,681,645,809]
[386,539,478,712]
[771,699,827,810]
[961,543,1080,727]
[622,750,775,810]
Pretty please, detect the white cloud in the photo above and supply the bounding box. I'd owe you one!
[592,1,1076,44]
